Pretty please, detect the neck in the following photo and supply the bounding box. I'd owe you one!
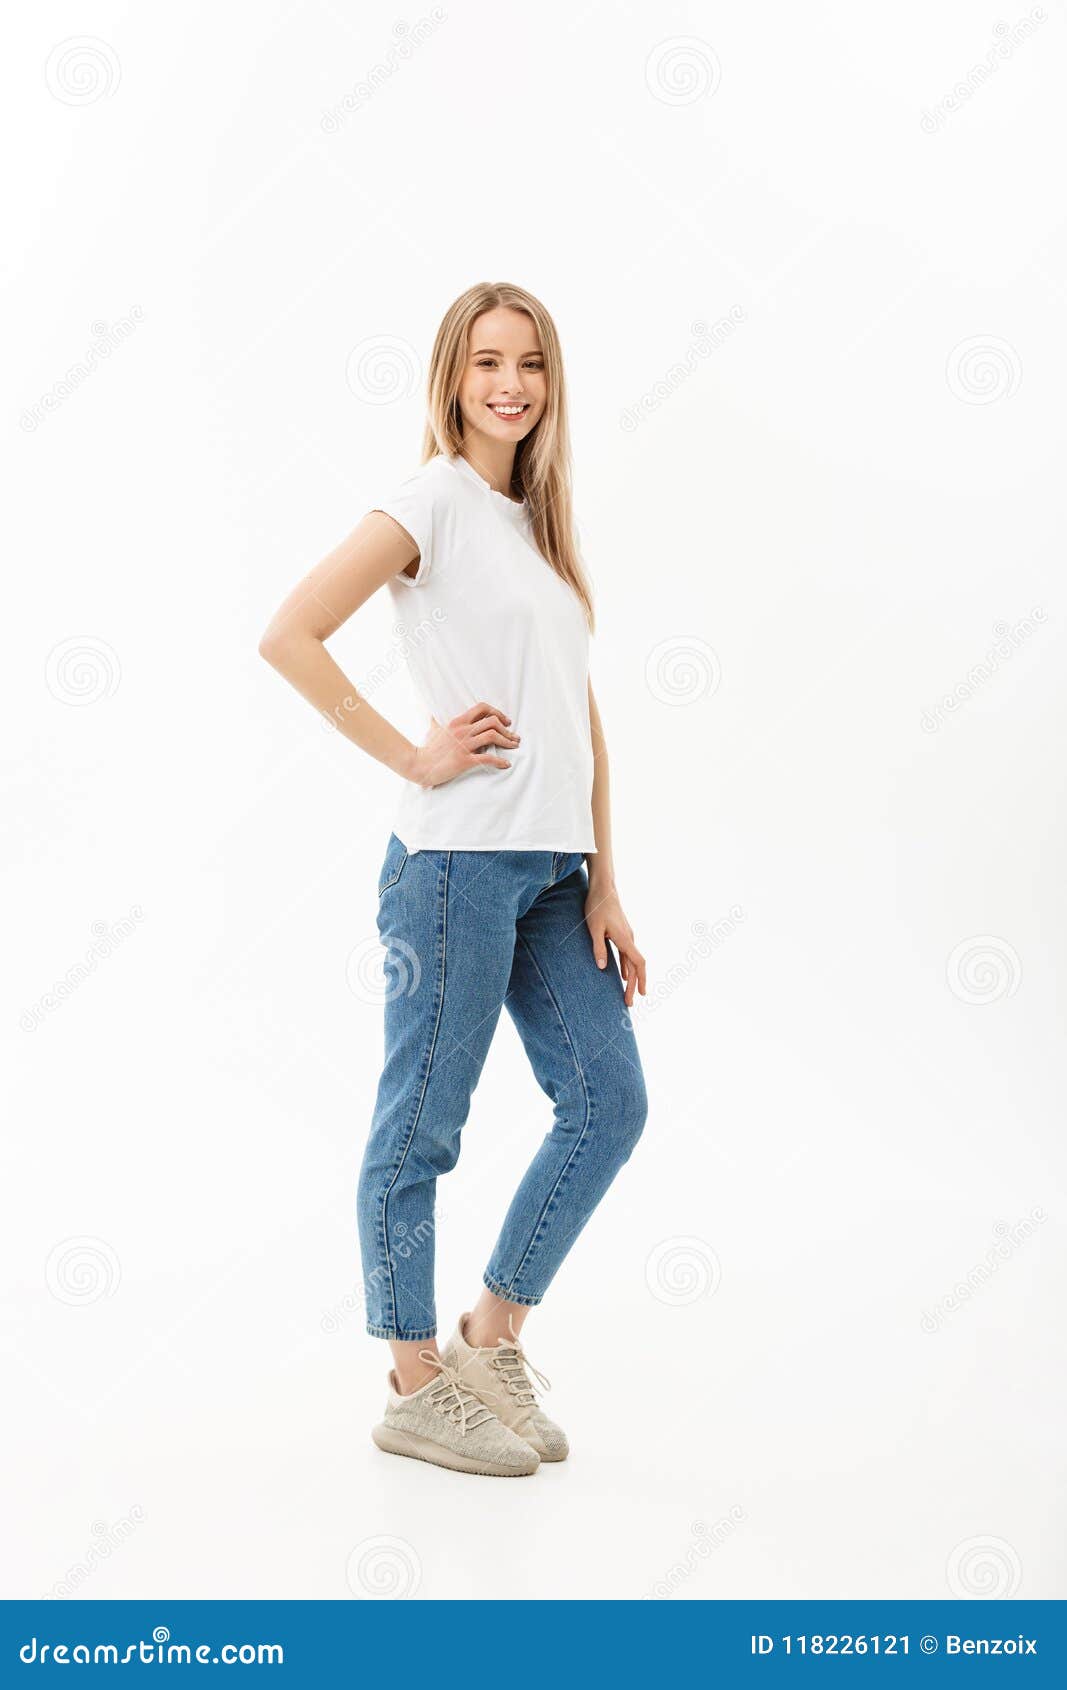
[460,439,519,501]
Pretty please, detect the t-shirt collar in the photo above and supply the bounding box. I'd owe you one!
[449,452,527,517]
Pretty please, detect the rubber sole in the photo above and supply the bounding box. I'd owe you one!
[371,1423,539,1477]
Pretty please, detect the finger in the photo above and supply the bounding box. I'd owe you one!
[588,923,609,970]
[457,700,512,726]
[621,953,636,1006]
[465,712,511,733]
[627,947,646,997]
[468,752,511,770]
[468,724,520,750]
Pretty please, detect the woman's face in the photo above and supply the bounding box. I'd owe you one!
[457,307,547,445]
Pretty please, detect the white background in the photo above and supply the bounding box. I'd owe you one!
[3,0,1065,1602]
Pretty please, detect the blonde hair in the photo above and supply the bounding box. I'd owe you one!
[417,282,595,633]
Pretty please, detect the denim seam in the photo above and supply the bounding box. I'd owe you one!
[366,1321,437,1341]
[482,1272,542,1308]
[375,850,451,1333]
[496,929,591,1297]
[377,853,408,898]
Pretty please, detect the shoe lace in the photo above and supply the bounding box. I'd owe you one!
[485,1316,552,1409]
[417,1350,496,1436]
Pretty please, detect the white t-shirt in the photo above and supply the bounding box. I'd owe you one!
[370,451,596,855]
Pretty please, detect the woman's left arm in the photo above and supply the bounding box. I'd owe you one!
[585,677,647,1006]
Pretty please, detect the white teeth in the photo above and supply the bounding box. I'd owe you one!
[491,404,526,415]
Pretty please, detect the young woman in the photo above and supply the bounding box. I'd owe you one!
[259,282,648,1478]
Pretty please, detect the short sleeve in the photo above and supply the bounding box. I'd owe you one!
[370,461,442,587]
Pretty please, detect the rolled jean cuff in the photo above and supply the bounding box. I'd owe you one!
[366,1322,437,1341]
[482,1271,543,1308]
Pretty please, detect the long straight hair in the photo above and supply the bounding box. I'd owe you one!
[418,282,595,633]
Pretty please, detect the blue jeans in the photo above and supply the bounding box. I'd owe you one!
[357,835,648,1340]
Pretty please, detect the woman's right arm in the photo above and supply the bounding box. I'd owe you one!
[257,511,519,786]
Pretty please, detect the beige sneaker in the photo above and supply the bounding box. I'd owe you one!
[441,1314,569,1463]
[371,1351,540,1477]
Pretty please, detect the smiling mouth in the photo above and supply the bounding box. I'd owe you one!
[487,403,530,419]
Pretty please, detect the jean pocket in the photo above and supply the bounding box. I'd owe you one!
[377,834,409,898]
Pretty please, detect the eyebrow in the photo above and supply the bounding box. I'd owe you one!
[471,348,543,357]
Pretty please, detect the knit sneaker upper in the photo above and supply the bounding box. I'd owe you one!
[442,1318,569,1461]
[382,1352,538,1469]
